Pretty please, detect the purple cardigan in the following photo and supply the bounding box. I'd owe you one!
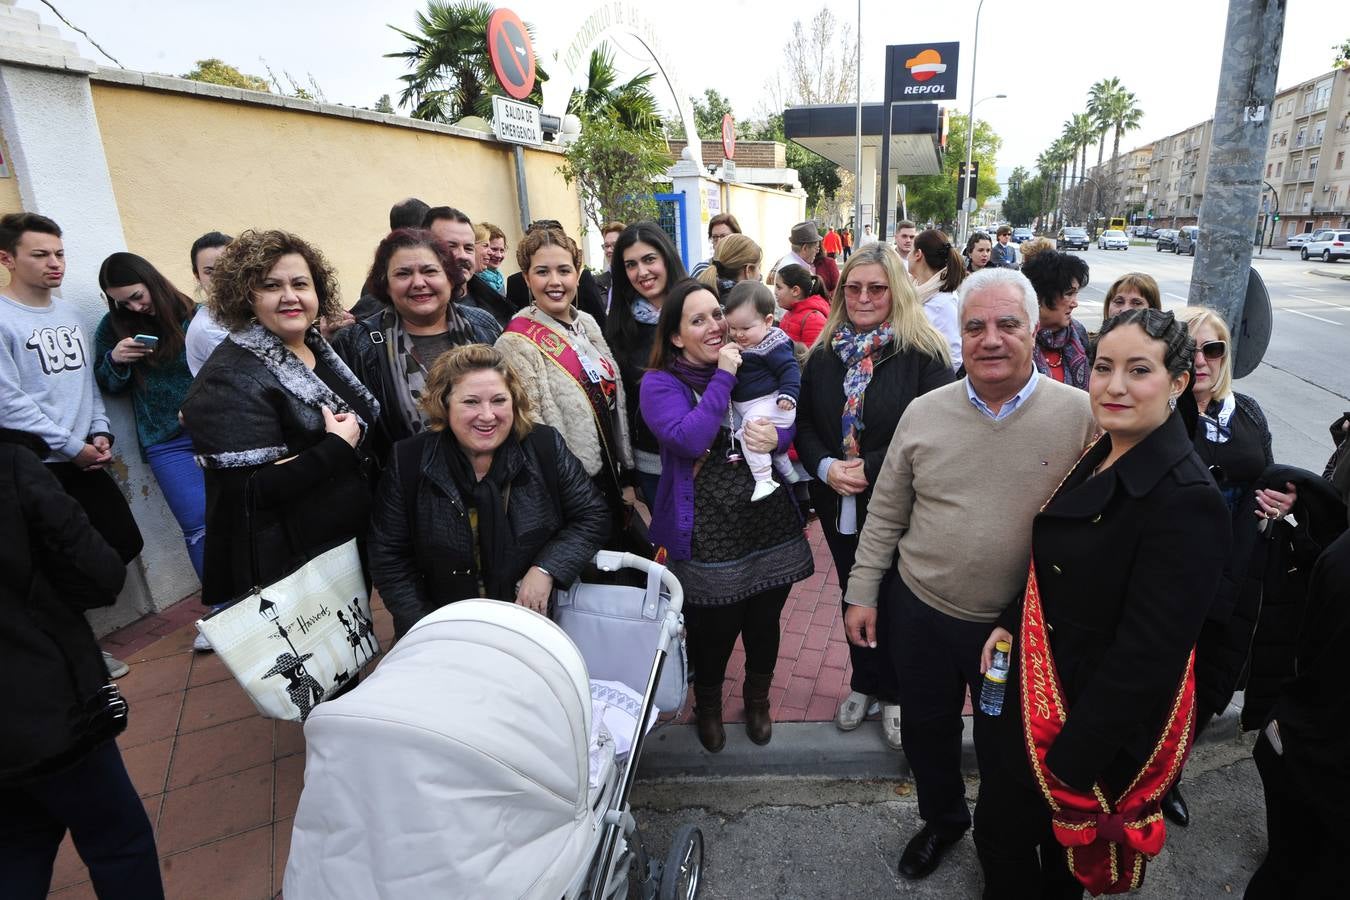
[640,367,793,560]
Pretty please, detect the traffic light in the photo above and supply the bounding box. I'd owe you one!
[1273,214,1280,222]
[957,161,980,200]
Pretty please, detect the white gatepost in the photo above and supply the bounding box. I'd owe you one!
[0,2,195,632]
[668,155,711,273]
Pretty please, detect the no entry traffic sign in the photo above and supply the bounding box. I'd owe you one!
[487,8,536,101]
[721,114,736,160]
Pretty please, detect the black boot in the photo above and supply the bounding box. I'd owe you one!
[744,672,774,745]
[693,684,725,753]
[1161,784,1190,827]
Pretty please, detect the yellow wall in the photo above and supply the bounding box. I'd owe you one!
[89,83,582,304]
[0,127,23,289]
[723,180,808,272]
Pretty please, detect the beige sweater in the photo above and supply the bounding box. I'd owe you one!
[496,307,634,477]
[846,376,1098,622]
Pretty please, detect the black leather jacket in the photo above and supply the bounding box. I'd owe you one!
[331,304,501,467]
[369,425,610,638]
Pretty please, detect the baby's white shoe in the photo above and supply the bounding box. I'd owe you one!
[751,480,780,502]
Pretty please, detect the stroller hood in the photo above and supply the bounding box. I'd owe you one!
[285,599,596,899]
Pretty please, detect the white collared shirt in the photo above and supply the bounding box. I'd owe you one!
[966,369,1039,421]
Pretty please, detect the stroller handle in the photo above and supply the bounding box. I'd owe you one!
[591,550,684,616]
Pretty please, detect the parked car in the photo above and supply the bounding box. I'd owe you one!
[1175,226,1199,256]
[1058,227,1090,251]
[1012,227,1034,243]
[1155,229,1179,252]
[1303,230,1350,262]
[1286,231,1318,250]
[1136,225,1158,240]
[1098,230,1129,250]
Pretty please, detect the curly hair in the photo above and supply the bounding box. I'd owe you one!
[208,230,341,331]
[515,225,581,271]
[420,343,534,441]
[1022,249,1089,310]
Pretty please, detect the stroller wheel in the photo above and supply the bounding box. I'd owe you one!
[658,824,704,900]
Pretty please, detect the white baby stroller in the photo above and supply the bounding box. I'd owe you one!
[283,551,703,900]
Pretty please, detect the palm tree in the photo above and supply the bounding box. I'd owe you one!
[567,43,662,136]
[1087,77,1125,169]
[386,0,545,122]
[1107,89,1144,176]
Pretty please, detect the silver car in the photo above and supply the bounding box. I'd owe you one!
[1303,230,1350,262]
[1097,230,1129,251]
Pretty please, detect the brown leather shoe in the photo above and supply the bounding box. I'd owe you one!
[693,684,725,752]
[744,672,774,745]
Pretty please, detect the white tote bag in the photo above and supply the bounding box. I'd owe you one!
[196,539,380,722]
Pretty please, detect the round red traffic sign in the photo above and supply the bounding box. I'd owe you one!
[721,114,736,160]
[487,8,536,101]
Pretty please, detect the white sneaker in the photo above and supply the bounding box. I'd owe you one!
[882,703,903,750]
[835,691,873,731]
[750,480,780,502]
[102,651,129,679]
[192,630,213,652]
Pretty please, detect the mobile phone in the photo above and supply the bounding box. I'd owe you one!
[133,334,159,347]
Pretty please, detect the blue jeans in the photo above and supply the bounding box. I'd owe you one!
[0,740,164,899]
[145,431,206,579]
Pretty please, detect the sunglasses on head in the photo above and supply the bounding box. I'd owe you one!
[1200,340,1226,360]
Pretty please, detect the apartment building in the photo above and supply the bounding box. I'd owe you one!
[1260,68,1350,246]
[1140,120,1212,228]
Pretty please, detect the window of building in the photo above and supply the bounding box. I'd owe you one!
[1331,188,1340,209]
[1337,151,1345,170]
[1185,197,1192,211]
[1277,161,1284,177]
[1296,127,1307,148]
[1315,121,1326,145]
[1316,80,1333,110]
[1310,156,1320,179]
[1303,190,1313,211]
[1267,163,1273,176]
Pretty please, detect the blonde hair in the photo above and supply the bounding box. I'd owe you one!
[697,233,762,289]
[474,222,506,244]
[1017,236,1054,267]
[811,243,951,366]
[1102,273,1161,320]
[1179,307,1233,401]
[420,344,534,441]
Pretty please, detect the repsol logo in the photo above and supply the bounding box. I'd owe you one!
[902,85,947,95]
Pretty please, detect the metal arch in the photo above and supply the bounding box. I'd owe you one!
[540,1,704,167]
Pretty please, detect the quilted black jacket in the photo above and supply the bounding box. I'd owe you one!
[369,425,610,638]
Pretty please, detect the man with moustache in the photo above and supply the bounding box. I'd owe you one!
[843,268,1097,880]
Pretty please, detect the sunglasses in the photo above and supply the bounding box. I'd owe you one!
[842,282,889,300]
[1200,340,1226,360]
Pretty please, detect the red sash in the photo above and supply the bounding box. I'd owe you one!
[504,317,620,479]
[1019,560,1196,894]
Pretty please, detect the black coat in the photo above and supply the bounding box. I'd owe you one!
[181,329,379,606]
[610,318,660,461]
[507,269,607,329]
[995,413,1231,793]
[369,425,610,638]
[0,429,128,784]
[795,340,955,530]
[461,274,521,329]
[330,304,502,467]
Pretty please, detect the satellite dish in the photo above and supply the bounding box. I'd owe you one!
[1233,266,1272,379]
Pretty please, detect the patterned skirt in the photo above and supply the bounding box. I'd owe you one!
[668,430,814,607]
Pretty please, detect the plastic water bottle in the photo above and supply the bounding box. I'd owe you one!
[979,640,1012,716]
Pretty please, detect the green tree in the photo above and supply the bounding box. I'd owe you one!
[181,58,270,93]
[1087,77,1125,169]
[559,114,668,232]
[386,0,545,122]
[1335,39,1350,69]
[1002,166,1039,227]
[1105,88,1143,175]
[568,44,662,136]
[898,113,1001,225]
[691,89,736,140]
[374,94,395,114]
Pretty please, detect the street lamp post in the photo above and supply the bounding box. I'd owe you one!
[960,93,1006,244]
[854,0,863,234]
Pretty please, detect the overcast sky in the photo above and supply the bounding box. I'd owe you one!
[22,0,1339,189]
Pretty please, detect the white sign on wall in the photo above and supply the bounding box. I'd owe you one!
[492,95,543,147]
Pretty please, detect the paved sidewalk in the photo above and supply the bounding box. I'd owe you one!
[50,521,871,897]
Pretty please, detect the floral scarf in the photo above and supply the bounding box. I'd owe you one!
[1033,319,1090,390]
[632,297,661,325]
[831,322,894,459]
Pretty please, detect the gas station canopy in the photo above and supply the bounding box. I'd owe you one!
[783,103,943,176]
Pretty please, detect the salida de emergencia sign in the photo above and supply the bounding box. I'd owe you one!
[492,95,543,147]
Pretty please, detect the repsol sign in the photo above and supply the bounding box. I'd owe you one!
[886,42,960,102]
